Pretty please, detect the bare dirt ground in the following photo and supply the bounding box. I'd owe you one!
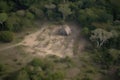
[21,23,85,57]
[0,23,86,58]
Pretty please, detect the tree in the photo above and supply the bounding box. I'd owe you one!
[58,4,72,22]
[25,11,35,20]
[6,13,21,32]
[77,8,113,25]
[116,67,120,78]
[44,3,56,20]
[0,13,8,30]
[29,6,44,19]
[0,13,8,24]
[45,3,56,10]
[81,0,96,8]
[0,1,10,12]
[0,31,14,42]
[81,27,90,36]
[109,0,120,20]
[16,0,34,7]
[16,10,25,17]
[108,49,120,63]
[90,28,113,47]
[62,0,68,3]
[0,64,6,76]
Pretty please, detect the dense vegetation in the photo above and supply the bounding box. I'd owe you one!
[0,0,120,80]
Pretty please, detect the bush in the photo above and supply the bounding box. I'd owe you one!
[0,13,8,23]
[29,6,45,19]
[116,68,120,78]
[16,10,25,17]
[31,58,44,67]
[0,1,10,12]
[81,27,90,36]
[25,11,35,20]
[30,58,53,70]
[46,71,65,80]
[0,64,6,76]
[6,13,22,32]
[0,31,14,42]
[16,70,30,80]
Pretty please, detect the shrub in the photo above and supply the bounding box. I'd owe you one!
[81,27,90,36]
[0,1,10,12]
[29,6,45,19]
[6,13,22,32]
[16,70,30,80]
[16,10,25,17]
[0,31,14,42]
[0,64,6,76]
[116,68,120,78]
[46,71,65,80]
[25,11,35,20]
[30,58,54,71]
[0,13,8,23]
[31,58,44,67]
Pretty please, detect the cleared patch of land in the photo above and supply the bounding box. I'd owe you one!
[0,22,85,57]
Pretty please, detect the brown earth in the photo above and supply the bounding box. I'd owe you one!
[0,23,86,58]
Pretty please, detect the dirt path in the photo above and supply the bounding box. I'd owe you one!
[0,43,21,51]
[0,23,85,58]
[0,27,46,52]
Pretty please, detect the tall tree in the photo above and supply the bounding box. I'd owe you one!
[109,0,120,20]
[0,13,8,30]
[58,4,72,22]
[0,1,10,12]
[90,28,113,47]
[15,0,34,8]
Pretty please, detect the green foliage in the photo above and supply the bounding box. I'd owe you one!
[45,71,64,80]
[31,58,44,67]
[0,31,14,42]
[17,0,34,7]
[16,70,30,80]
[29,6,44,19]
[81,27,90,36]
[45,3,56,9]
[108,49,120,64]
[110,0,120,20]
[58,4,72,21]
[0,64,6,76]
[12,58,65,80]
[30,58,53,70]
[6,12,34,32]
[0,13,8,30]
[6,13,21,32]
[25,11,35,20]
[0,13,8,23]
[46,10,54,20]
[0,1,10,12]
[16,10,25,17]
[77,8,113,26]
[90,28,113,47]
[116,67,120,78]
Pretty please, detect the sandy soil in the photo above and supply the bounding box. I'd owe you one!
[21,23,85,57]
[0,23,85,58]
